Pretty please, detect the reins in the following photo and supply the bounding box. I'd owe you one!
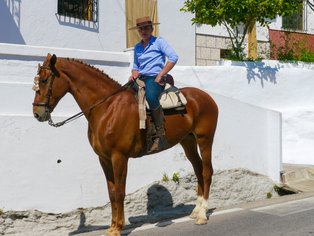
[48,80,133,127]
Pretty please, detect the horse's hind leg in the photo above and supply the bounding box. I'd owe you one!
[195,135,214,225]
[180,134,204,219]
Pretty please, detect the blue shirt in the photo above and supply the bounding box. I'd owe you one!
[132,36,178,76]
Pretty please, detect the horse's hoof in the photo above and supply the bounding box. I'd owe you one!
[189,211,198,219]
[195,218,208,225]
[105,228,121,236]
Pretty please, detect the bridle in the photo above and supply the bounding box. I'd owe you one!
[33,64,56,113]
[32,63,133,128]
[32,64,56,114]
[32,64,66,127]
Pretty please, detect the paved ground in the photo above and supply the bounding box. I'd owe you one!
[128,195,314,236]
[76,164,314,236]
[77,191,314,236]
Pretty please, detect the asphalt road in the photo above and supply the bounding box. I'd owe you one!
[79,192,314,236]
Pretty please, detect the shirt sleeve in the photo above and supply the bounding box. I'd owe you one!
[157,37,179,64]
[132,44,140,71]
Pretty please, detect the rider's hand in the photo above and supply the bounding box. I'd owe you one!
[155,75,165,86]
[128,75,135,82]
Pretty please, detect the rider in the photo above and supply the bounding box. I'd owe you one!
[129,16,178,153]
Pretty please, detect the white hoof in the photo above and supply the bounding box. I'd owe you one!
[190,196,203,219]
[195,217,208,225]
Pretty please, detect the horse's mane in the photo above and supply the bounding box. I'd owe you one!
[64,58,122,87]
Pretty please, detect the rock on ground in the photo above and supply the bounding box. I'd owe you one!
[0,169,279,236]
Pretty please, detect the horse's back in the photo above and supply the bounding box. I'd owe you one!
[180,87,218,115]
[179,87,218,137]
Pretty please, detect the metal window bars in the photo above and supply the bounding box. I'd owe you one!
[307,0,314,11]
[57,0,98,22]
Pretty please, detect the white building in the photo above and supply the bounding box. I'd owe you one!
[0,0,195,64]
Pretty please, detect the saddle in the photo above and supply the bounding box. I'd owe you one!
[131,76,187,129]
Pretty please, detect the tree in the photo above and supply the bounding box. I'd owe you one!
[181,0,304,60]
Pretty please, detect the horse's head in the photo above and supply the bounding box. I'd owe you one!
[32,54,68,122]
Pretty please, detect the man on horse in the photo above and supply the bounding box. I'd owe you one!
[128,16,179,153]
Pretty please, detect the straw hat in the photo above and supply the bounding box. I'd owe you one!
[129,16,160,30]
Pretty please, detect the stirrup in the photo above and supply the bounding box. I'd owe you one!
[147,135,167,153]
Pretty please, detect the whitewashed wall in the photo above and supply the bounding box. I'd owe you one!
[172,61,314,166]
[0,0,195,65]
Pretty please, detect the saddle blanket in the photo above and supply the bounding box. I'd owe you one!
[136,80,187,129]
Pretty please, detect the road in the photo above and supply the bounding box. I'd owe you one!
[79,192,314,236]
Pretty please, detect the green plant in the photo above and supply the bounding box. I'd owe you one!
[162,173,169,183]
[266,192,272,199]
[181,0,303,61]
[299,50,314,62]
[271,31,314,63]
[172,172,180,183]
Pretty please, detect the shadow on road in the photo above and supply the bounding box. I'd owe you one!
[68,211,109,235]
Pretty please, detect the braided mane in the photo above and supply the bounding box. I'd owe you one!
[65,58,122,87]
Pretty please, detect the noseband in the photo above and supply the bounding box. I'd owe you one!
[32,64,57,127]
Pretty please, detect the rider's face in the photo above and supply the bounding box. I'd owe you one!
[138,26,153,41]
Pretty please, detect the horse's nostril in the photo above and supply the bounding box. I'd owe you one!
[33,113,39,119]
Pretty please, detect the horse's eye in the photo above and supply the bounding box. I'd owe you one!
[40,78,49,84]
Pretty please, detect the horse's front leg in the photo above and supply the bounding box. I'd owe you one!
[113,153,128,233]
[98,157,118,233]
[104,152,128,236]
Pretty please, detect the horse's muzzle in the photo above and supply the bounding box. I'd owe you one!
[33,107,51,122]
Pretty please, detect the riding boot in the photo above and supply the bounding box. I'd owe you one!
[148,106,168,153]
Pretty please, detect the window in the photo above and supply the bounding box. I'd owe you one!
[125,0,159,48]
[57,0,98,22]
[220,49,232,59]
[282,4,304,31]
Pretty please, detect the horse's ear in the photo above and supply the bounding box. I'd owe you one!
[50,54,57,66]
[50,54,60,77]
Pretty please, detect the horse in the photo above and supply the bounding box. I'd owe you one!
[32,53,218,236]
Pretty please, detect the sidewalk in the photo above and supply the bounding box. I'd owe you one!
[281,163,314,192]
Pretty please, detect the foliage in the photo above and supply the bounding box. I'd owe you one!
[172,172,180,183]
[271,31,314,63]
[266,192,272,199]
[181,0,304,60]
[299,50,314,62]
[162,173,169,183]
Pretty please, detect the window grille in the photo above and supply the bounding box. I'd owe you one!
[57,0,98,22]
[306,0,314,11]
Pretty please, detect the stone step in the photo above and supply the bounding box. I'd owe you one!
[281,164,314,192]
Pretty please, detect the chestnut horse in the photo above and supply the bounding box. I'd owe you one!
[32,54,218,236]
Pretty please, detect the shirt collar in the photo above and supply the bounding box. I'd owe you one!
[141,36,156,47]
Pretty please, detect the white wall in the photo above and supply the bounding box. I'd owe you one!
[0,44,282,212]
[172,60,314,166]
[0,0,195,65]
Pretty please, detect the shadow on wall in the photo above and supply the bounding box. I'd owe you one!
[126,184,195,234]
[68,211,109,235]
[0,0,25,44]
[232,61,280,88]
[68,184,196,235]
